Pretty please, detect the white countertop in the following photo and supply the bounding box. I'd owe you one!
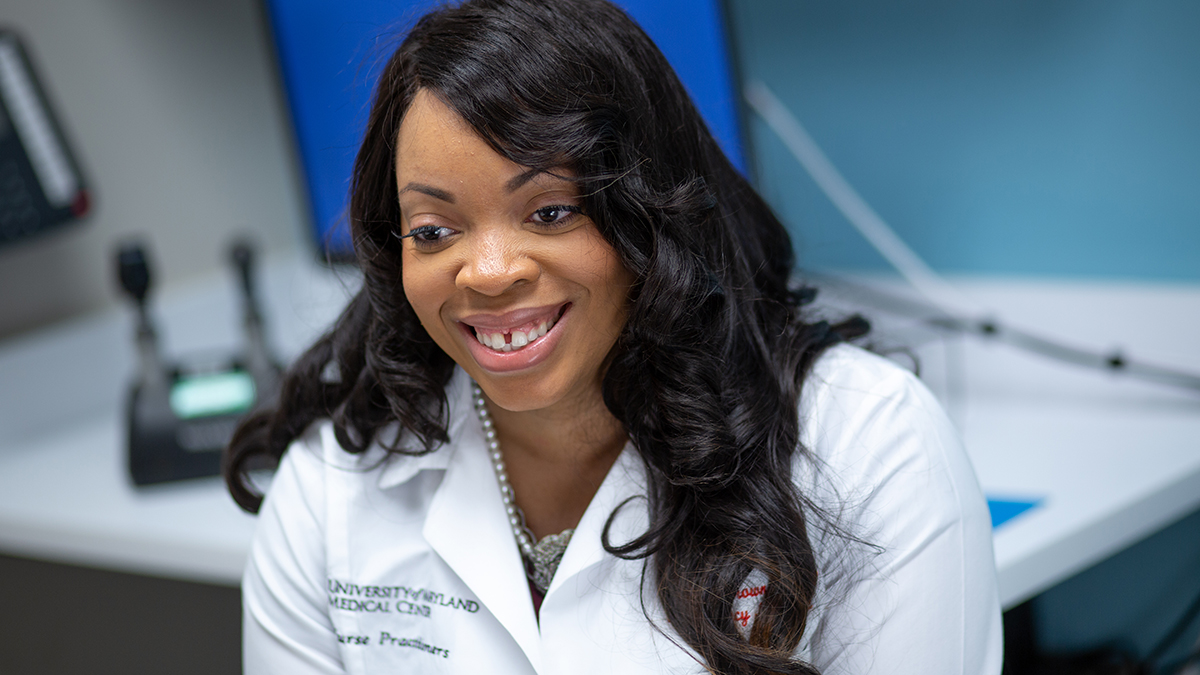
[819,275,1200,607]
[0,253,358,584]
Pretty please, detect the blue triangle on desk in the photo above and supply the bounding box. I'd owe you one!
[988,498,1041,529]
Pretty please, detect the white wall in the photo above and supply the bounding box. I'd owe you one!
[0,0,307,338]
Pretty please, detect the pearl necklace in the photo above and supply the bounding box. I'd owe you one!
[472,384,573,594]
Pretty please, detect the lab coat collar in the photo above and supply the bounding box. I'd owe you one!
[412,367,651,673]
[419,368,544,671]
[547,444,648,596]
[375,368,472,490]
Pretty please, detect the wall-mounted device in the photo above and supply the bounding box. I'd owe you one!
[117,239,280,485]
[0,29,89,248]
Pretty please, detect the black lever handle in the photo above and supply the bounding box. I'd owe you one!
[230,240,254,300]
[117,242,152,307]
[115,239,164,386]
[229,238,264,326]
[229,238,279,395]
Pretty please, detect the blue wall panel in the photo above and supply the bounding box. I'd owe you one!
[264,0,744,256]
[730,1,1200,281]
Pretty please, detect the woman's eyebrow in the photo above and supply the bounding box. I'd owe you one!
[505,168,543,193]
[506,168,572,194]
[398,182,455,203]
[399,171,570,202]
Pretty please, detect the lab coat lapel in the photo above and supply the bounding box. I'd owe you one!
[422,375,543,673]
[547,445,649,594]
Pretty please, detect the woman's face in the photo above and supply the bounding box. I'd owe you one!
[395,90,633,414]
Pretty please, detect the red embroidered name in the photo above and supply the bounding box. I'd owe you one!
[735,610,752,627]
[736,585,766,600]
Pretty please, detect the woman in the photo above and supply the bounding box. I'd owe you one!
[225,0,1002,673]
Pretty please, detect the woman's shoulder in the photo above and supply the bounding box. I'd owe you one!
[275,419,393,482]
[796,348,1002,673]
[271,423,450,507]
[797,342,987,534]
[803,342,923,408]
[272,367,473,496]
[261,420,365,518]
[800,342,951,455]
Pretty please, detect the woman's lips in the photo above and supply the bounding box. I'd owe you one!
[470,311,560,352]
[457,303,570,373]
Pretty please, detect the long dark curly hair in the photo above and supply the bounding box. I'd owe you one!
[225,1,866,672]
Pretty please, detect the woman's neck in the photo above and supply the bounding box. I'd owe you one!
[483,387,627,540]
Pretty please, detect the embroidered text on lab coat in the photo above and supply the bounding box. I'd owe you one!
[327,578,480,617]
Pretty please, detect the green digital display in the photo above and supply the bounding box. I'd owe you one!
[169,371,256,419]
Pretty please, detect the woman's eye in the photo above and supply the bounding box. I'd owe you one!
[398,225,456,247]
[529,204,582,227]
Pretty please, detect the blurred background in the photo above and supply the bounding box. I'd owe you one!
[0,1,1196,673]
[0,0,306,341]
[736,2,1200,282]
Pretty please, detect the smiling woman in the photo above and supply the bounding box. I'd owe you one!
[223,1,1002,674]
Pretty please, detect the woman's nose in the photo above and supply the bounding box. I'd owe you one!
[454,227,539,296]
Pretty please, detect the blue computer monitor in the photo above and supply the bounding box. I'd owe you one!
[262,0,745,258]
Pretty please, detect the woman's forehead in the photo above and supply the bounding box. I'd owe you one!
[394,91,477,161]
[395,92,579,198]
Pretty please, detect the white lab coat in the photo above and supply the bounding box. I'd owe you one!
[243,344,1003,674]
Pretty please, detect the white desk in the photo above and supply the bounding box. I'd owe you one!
[0,254,358,584]
[1,261,1198,608]
[821,276,1200,608]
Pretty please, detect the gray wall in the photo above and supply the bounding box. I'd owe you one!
[0,0,306,339]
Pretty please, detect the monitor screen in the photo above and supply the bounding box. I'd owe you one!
[263,0,746,259]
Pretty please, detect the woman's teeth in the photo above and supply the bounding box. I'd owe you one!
[473,317,555,352]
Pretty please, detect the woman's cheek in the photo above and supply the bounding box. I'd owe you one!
[401,256,443,334]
